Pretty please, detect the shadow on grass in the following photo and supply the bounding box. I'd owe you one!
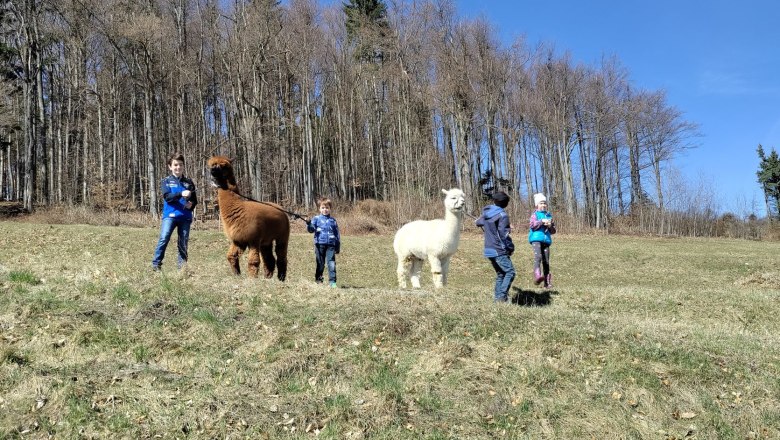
[510,286,556,307]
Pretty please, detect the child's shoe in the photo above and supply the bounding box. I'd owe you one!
[544,273,553,289]
[330,282,337,288]
[533,268,544,285]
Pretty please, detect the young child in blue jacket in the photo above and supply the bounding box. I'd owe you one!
[307,197,341,288]
[476,191,515,302]
[151,152,198,271]
[529,193,556,288]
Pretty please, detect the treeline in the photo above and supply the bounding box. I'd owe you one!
[2,0,756,237]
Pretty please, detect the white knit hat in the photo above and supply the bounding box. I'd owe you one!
[533,193,547,206]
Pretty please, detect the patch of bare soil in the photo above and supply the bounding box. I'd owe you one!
[735,272,780,289]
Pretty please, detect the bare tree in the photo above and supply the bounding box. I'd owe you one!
[0,0,712,236]
[641,90,700,232]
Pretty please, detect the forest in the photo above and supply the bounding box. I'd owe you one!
[2,0,767,237]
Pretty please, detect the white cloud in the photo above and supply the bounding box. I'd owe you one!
[698,70,780,96]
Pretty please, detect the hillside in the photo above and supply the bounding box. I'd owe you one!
[1,222,779,438]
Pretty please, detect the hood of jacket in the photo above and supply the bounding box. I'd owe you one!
[482,205,505,219]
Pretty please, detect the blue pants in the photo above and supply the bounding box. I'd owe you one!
[489,254,515,302]
[152,217,191,269]
[314,244,337,283]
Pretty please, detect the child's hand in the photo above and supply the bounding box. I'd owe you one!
[181,190,191,199]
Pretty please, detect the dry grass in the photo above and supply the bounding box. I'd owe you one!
[1,220,779,439]
[19,205,157,229]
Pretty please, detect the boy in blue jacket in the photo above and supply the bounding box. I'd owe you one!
[307,197,341,288]
[529,193,556,288]
[476,191,515,302]
[151,152,198,271]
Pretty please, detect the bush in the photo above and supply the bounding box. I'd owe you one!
[763,221,780,241]
[353,199,396,227]
[342,213,386,235]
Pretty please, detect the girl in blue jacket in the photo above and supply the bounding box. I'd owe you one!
[528,193,556,288]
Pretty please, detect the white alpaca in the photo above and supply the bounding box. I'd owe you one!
[394,188,466,289]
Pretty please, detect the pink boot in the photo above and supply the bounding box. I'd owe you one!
[544,273,553,289]
[534,268,544,285]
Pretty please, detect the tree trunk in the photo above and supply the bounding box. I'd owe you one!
[144,86,157,216]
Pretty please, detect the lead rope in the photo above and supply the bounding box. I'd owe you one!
[230,190,311,224]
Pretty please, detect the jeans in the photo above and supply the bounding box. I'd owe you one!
[489,254,515,302]
[152,217,191,269]
[314,244,337,283]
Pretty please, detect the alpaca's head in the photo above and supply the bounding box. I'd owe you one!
[441,188,465,215]
[207,156,237,190]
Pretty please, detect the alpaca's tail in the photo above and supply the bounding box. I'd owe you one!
[392,225,410,258]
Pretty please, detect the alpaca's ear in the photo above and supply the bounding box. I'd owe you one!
[227,157,235,164]
[441,189,448,195]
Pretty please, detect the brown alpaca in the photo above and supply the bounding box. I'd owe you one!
[207,156,290,280]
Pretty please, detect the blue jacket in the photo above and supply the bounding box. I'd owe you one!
[476,205,514,257]
[528,210,555,244]
[161,175,197,220]
[307,215,341,250]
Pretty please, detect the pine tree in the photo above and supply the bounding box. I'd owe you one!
[342,0,389,63]
[757,144,780,220]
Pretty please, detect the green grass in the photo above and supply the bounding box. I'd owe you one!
[8,269,40,285]
[0,221,778,438]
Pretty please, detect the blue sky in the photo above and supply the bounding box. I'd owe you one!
[454,0,780,216]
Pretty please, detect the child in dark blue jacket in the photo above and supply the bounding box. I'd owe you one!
[476,192,515,302]
[151,152,198,271]
[529,193,556,288]
[307,197,341,288]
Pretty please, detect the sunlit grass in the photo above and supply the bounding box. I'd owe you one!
[0,221,778,438]
[8,269,40,285]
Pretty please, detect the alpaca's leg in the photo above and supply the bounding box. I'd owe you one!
[247,247,261,278]
[397,256,411,288]
[410,258,423,289]
[227,243,242,275]
[275,240,288,281]
[428,255,444,289]
[440,256,451,286]
[259,244,276,279]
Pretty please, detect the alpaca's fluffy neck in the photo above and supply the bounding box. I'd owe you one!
[433,208,463,255]
[215,184,243,211]
[443,209,463,231]
[219,174,239,193]
[217,186,241,200]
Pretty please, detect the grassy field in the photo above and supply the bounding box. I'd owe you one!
[1,220,779,439]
